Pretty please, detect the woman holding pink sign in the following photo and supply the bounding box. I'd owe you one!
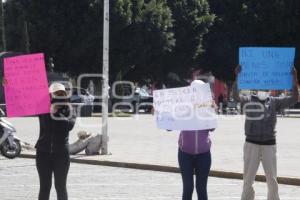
[35,82,76,200]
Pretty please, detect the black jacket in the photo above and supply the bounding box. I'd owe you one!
[35,106,76,153]
[233,82,298,142]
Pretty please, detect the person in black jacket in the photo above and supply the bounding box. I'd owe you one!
[35,82,76,200]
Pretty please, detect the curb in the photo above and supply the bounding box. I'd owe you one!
[20,153,300,186]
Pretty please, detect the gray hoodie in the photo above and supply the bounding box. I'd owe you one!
[232,83,298,142]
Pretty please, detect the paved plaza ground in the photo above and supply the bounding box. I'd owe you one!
[10,115,300,178]
[1,115,300,199]
[1,157,300,200]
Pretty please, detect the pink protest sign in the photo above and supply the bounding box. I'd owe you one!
[4,53,50,117]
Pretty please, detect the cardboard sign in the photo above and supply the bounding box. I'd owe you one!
[153,81,217,131]
[238,47,295,90]
[4,53,50,117]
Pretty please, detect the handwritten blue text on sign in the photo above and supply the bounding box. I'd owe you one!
[238,47,295,90]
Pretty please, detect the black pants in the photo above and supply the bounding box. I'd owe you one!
[36,151,70,200]
[178,149,211,200]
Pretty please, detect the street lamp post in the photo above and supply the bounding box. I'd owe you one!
[101,0,109,155]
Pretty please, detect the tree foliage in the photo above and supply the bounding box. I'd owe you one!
[4,0,176,82]
[3,0,299,82]
[166,0,215,76]
[110,0,175,81]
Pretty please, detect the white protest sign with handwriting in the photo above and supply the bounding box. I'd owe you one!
[153,81,217,131]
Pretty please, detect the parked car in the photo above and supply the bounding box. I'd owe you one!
[110,87,153,113]
[93,86,153,113]
[67,87,95,117]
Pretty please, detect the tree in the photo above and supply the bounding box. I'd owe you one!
[5,0,175,83]
[110,0,175,81]
[4,0,300,83]
[165,0,215,77]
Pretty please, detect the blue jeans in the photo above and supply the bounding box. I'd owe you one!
[178,149,211,200]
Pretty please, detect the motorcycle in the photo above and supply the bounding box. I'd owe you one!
[0,108,21,159]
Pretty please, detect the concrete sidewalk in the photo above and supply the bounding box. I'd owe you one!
[13,115,300,185]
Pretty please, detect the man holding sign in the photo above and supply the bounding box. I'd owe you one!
[233,47,299,200]
[154,80,217,200]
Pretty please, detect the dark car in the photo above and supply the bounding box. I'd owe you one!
[93,86,153,114]
[110,87,153,113]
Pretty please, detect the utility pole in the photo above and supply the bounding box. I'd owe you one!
[0,0,6,51]
[101,0,109,155]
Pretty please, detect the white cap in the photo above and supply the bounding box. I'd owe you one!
[49,82,66,93]
[191,80,205,86]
